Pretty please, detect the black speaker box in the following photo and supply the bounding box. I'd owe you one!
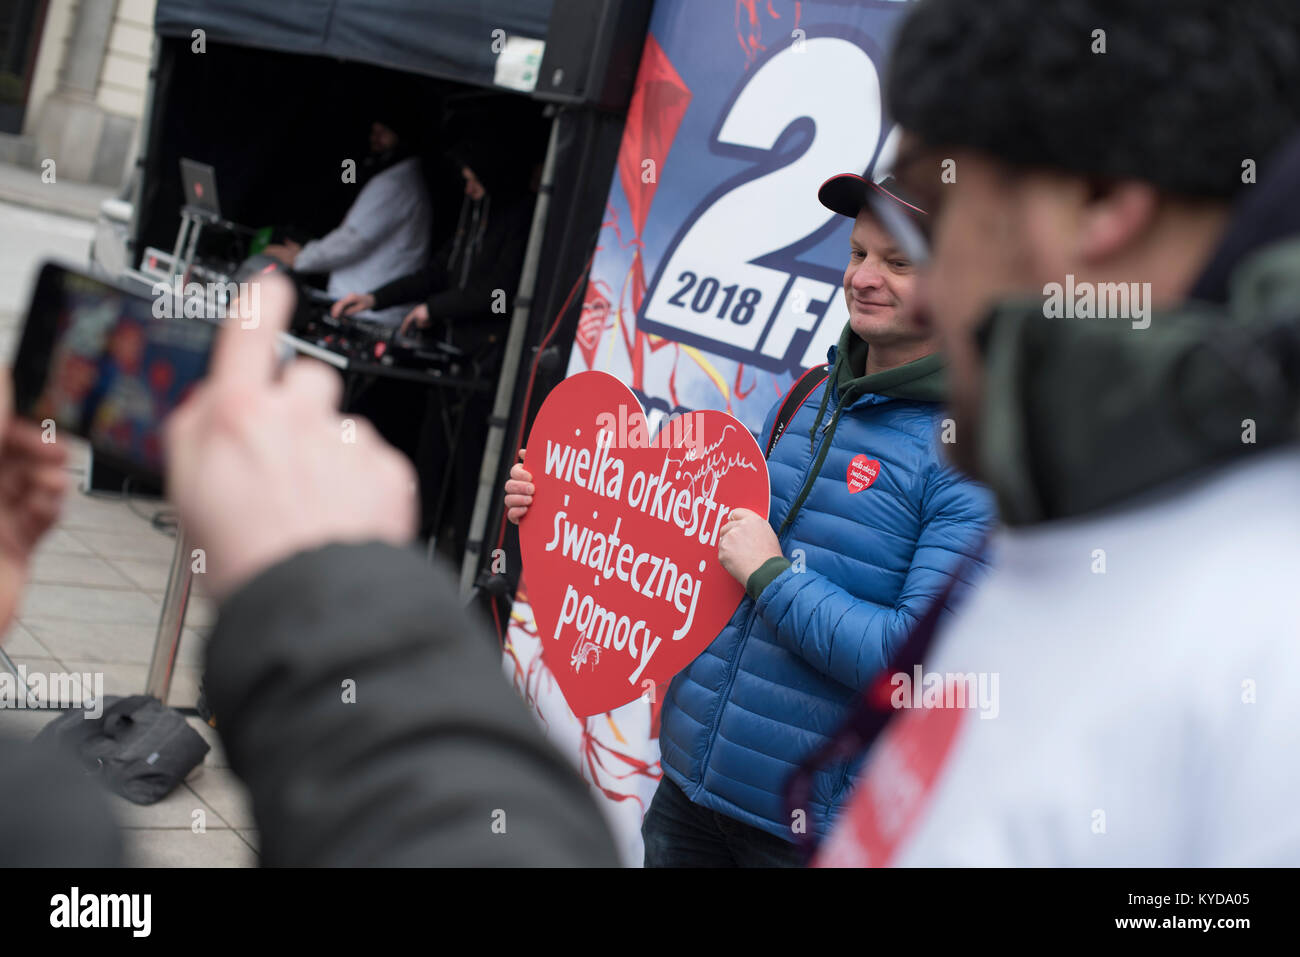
[534,0,655,111]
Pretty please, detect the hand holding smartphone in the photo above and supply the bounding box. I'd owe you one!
[11,262,218,479]
[11,263,416,598]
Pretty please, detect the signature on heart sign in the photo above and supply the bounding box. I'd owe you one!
[518,371,770,718]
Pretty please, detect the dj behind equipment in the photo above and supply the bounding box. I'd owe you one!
[230,252,465,373]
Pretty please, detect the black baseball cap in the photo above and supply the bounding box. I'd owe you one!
[819,172,931,265]
[818,173,928,222]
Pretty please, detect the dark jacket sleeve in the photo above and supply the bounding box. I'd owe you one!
[0,738,122,866]
[369,257,449,311]
[371,197,533,322]
[204,542,620,867]
[423,201,533,323]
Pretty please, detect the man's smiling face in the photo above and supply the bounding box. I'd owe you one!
[843,209,925,347]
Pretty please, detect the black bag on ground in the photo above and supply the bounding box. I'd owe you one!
[35,695,210,805]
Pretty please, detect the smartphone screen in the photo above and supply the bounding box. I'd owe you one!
[12,263,216,478]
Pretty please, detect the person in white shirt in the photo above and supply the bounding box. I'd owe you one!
[264,117,432,325]
[813,0,1300,867]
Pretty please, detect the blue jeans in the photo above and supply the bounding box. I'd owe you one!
[641,777,806,868]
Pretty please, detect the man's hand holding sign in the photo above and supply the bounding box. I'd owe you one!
[510,371,770,717]
[716,508,782,585]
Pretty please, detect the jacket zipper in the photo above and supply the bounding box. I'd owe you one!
[692,385,844,797]
[773,406,839,552]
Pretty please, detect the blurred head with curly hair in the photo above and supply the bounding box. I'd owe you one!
[882,0,1300,471]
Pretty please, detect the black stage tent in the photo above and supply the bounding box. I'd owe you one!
[136,0,570,256]
[152,0,553,92]
[132,0,652,615]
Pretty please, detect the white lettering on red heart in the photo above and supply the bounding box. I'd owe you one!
[847,453,881,494]
[519,371,771,717]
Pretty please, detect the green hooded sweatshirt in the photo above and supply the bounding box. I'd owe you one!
[745,324,948,598]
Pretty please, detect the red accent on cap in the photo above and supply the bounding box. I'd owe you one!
[818,173,927,220]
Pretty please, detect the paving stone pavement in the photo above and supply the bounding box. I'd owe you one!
[0,182,254,864]
[0,437,258,867]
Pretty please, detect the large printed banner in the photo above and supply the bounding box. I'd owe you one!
[505,0,914,865]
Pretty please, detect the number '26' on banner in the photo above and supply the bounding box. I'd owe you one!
[518,371,771,717]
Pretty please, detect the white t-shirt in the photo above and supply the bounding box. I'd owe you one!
[294,156,432,324]
[819,445,1300,866]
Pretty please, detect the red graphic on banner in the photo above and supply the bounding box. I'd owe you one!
[571,29,787,413]
[619,34,691,241]
[612,34,695,398]
[518,371,770,717]
[576,281,611,371]
[735,0,803,66]
[847,454,880,493]
[814,703,967,867]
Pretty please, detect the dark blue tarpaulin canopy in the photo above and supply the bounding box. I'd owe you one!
[154,0,554,90]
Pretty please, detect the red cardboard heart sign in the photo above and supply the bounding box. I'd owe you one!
[518,371,770,717]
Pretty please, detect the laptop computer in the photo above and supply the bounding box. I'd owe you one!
[179,158,221,219]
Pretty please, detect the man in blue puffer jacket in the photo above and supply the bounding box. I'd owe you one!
[506,175,994,866]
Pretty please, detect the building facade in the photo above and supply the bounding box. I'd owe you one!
[0,0,156,186]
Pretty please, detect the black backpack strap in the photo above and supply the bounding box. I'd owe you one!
[764,363,830,459]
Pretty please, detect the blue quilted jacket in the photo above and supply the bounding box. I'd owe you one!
[659,326,995,842]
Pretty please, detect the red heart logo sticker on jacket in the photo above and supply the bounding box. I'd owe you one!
[847,454,881,493]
